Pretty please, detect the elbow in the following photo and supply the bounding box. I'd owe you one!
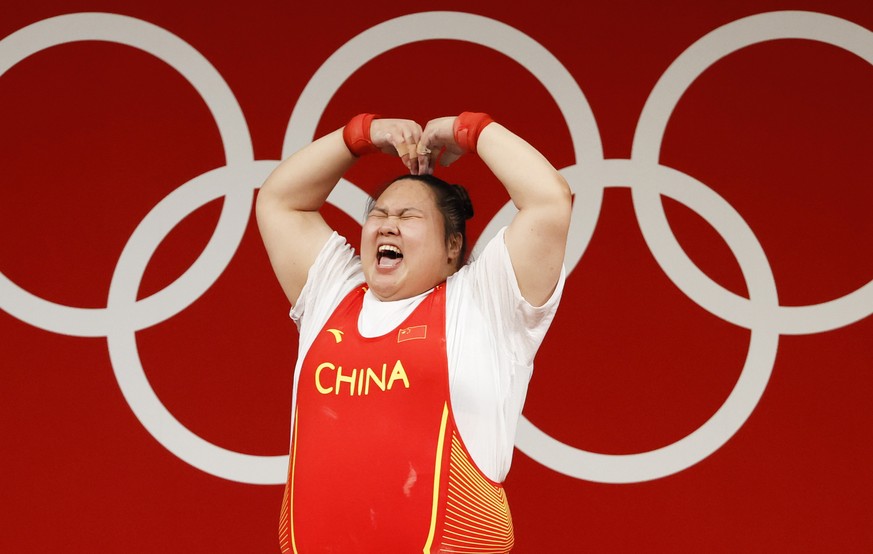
[552,172,573,227]
[256,172,294,213]
[255,179,287,226]
[256,172,277,206]
[555,172,572,203]
[254,189,271,229]
[254,184,274,218]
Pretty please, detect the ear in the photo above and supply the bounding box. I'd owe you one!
[446,232,463,263]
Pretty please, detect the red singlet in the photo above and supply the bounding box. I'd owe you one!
[279,284,514,553]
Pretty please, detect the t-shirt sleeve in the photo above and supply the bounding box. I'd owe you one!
[468,227,566,367]
[445,227,566,481]
[290,232,362,339]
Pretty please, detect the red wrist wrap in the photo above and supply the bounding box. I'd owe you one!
[453,112,495,154]
[343,113,380,157]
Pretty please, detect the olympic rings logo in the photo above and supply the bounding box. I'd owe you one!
[1,11,871,485]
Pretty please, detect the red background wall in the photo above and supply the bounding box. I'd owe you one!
[2,1,872,551]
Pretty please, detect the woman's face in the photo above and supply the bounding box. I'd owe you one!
[361,179,457,301]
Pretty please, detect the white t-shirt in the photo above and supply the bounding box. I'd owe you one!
[290,227,565,482]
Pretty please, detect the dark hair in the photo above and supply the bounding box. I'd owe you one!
[367,174,475,269]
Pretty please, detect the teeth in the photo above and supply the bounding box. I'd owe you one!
[377,244,403,262]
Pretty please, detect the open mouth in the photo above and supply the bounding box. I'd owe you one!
[377,245,403,268]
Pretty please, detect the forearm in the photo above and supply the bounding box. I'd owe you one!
[475,123,571,214]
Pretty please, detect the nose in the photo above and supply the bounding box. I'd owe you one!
[378,216,399,235]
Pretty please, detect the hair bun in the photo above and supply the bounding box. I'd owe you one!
[451,184,474,220]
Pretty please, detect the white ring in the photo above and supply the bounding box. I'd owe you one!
[633,11,873,334]
[281,10,605,275]
[514,10,872,483]
[0,13,287,484]
[515,160,780,483]
[0,12,253,337]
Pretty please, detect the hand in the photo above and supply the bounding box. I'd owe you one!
[369,118,424,174]
[416,116,466,175]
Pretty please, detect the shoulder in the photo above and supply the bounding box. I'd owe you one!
[448,228,565,359]
[291,232,363,326]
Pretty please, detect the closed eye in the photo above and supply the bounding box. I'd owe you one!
[367,208,423,220]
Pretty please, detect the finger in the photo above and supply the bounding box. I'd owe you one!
[415,142,432,175]
[427,146,445,174]
[387,141,408,172]
[404,133,418,156]
[395,142,410,158]
[402,131,420,173]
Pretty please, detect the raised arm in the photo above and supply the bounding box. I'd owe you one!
[256,116,423,305]
[419,114,571,306]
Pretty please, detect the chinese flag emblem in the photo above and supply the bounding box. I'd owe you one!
[398,325,427,342]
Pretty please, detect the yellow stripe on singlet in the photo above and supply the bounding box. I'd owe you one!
[423,403,450,552]
[290,407,300,554]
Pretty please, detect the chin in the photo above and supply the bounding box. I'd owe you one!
[366,276,401,301]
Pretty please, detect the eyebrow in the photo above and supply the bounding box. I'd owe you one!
[369,206,425,216]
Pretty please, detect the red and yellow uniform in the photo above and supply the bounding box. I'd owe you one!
[279,283,514,553]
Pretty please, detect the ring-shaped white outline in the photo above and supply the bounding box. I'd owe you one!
[518,10,871,483]
[517,159,781,483]
[0,12,253,337]
[281,10,605,275]
[633,11,873,335]
[0,13,291,484]
[106,161,292,484]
